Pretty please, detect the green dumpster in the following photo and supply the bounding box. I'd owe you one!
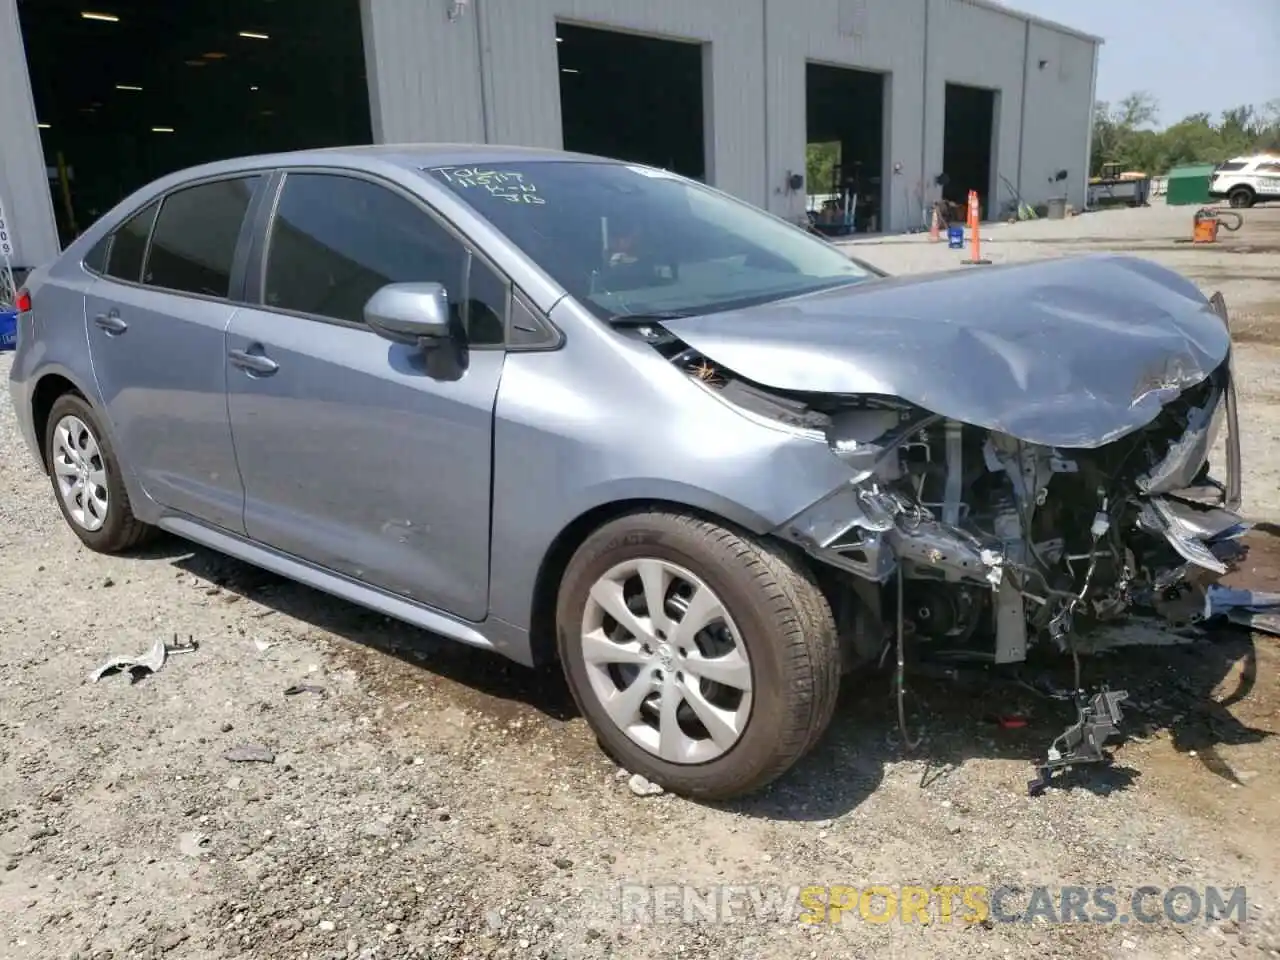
[1165,163,1215,206]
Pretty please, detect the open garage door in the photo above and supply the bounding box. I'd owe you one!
[942,82,998,219]
[18,0,372,246]
[556,22,707,182]
[805,62,886,236]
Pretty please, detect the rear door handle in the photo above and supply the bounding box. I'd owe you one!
[93,311,127,335]
[228,347,279,376]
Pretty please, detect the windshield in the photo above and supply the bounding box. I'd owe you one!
[425,161,875,320]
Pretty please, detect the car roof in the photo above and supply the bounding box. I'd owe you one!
[157,142,626,183]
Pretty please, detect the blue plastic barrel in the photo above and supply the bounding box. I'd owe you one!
[947,225,965,249]
[0,308,17,352]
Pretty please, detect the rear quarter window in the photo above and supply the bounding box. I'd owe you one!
[104,200,160,283]
[84,235,110,274]
[1216,162,1247,172]
[144,176,262,299]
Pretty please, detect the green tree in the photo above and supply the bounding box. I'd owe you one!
[805,141,840,195]
[1091,92,1280,176]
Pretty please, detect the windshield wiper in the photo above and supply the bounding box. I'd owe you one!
[608,310,698,326]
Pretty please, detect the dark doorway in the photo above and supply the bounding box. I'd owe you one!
[18,0,372,247]
[557,23,706,182]
[805,63,886,235]
[942,83,997,218]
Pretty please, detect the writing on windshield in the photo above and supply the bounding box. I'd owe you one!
[426,160,871,319]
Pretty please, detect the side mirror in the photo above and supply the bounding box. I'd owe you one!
[364,282,452,346]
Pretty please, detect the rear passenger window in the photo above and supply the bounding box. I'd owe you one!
[1217,162,1246,172]
[144,176,261,298]
[104,200,159,283]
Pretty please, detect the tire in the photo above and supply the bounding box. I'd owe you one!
[555,510,841,801]
[43,393,153,553]
[1228,188,1254,209]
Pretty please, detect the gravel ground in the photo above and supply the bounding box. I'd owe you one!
[3,202,1280,960]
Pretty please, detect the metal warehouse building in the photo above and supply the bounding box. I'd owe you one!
[0,0,1099,270]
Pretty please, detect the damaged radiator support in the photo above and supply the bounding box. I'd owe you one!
[779,371,1247,794]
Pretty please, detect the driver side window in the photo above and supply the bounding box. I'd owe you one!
[263,172,507,345]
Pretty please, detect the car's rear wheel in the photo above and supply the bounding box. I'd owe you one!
[1228,187,1254,209]
[555,510,841,800]
[43,393,153,553]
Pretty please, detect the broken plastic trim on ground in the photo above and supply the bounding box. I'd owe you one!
[88,634,198,684]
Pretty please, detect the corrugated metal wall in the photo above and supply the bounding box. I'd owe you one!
[1019,22,1097,212]
[0,0,60,268]
[361,0,487,144]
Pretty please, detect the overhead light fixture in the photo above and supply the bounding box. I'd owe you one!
[37,122,50,129]
[556,36,563,43]
[238,30,269,39]
[560,68,579,74]
[151,126,174,133]
[249,85,259,91]
[203,51,227,59]
[115,84,143,91]
[80,11,119,22]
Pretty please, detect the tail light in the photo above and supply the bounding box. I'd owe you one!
[15,288,32,313]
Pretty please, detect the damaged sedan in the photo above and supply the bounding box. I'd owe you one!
[9,146,1246,800]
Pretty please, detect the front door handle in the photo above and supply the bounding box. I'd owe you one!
[94,311,127,335]
[228,348,279,376]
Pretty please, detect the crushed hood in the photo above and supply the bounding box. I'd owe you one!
[660,254,1232,448]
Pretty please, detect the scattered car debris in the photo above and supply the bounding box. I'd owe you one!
[627,773,664,798]
[88,634,198,684]
[1027,688,1129,796]
[178,831,210,858]
[984,714,1028,730]
[223,744,276,764]
[283,683,325,697]
[1204,585,1280,636]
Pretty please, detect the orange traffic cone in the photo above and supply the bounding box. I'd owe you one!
[962,190,991,265]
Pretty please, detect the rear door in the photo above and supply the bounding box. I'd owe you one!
[1256,160,1280,199]
[225,170,508,621]
[85,174,269,531]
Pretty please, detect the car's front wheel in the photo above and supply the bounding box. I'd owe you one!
[43,393,153,553]
[556,510,841,800]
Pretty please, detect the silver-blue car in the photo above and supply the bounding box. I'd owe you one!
[9,145,1247,799]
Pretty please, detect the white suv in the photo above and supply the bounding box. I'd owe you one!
[1208,154,1280,208]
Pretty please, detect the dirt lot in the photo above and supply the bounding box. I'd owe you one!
[2,203,1279,960]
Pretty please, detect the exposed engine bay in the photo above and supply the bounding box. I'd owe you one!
[626,289,1248,793]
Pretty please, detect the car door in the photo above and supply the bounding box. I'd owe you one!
[84,174,268,531]
[1257,161,1280,199]
[225,170,509,621]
